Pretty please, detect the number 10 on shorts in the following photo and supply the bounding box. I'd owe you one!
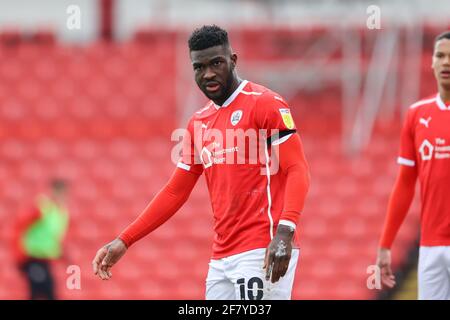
[237,277,264,300]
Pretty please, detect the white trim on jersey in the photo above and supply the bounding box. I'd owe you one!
[272,133,294,146]
[214,80,249,109]
[196,101,214,114]
[410,97,436,109]
[264,141,274,240]
[274,96,284,102]
[397,156,415,167]
[279,220,297,230]
[240,90,262,96]
[436,93,450,111]
[177,162,191,171]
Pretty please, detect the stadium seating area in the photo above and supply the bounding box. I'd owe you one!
[0,27,431,299]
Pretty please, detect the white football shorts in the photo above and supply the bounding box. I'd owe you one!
[205,248,300,300]
[418,245,450,300]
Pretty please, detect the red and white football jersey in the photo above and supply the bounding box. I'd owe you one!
[178,80,300,258]
[398,93,450,246]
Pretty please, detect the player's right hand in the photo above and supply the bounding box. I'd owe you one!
[376,248,396,288]
[92,238,127,280]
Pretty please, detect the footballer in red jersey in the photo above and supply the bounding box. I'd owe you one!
[93,25,310,300]
[377,31,450,299]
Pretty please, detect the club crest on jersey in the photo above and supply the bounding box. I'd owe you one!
[279,108,295,129]
[230,110,243,126]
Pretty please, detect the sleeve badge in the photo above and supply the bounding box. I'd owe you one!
[279,108,295,130]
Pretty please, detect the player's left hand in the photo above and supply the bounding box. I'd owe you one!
[92,238,127,280]
[263,224,294,283]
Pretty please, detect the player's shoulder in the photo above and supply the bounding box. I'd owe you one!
[404,94,438,124]
[408,94,437,111]
[191,101,216,119]
[246,81,289,108]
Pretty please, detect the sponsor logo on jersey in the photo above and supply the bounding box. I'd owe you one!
[417,138,450,161]
[419,117,432,128]
[419,139,434,161]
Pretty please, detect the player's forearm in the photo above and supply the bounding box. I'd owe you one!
[277,134,311,227]
[280,163,310,226]
[118,168,200,247]
[379,166,417,249]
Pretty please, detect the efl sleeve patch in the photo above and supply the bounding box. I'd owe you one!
[279,108,295,130]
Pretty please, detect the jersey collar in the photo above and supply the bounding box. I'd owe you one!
[436,93,450,111]
[214,80,248,109]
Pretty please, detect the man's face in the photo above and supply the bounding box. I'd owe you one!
[432,39,450,88]
[190,45,237,103]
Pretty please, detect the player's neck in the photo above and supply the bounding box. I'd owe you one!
[438,85,450,103]
[214,76,242,106]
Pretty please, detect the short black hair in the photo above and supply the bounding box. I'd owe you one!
[435,31,450,44]
[188,25,229,51]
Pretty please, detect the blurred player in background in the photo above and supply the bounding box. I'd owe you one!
[12,178,70,300]
[377,31,450,300]
[93,25,310,300]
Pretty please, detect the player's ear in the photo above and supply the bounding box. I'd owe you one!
[230,53,237,70]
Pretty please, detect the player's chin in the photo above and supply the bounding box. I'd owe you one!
[203,88,224,100]
[438,77,450,87]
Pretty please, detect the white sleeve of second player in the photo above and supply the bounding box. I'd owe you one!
[397,156,415,167]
